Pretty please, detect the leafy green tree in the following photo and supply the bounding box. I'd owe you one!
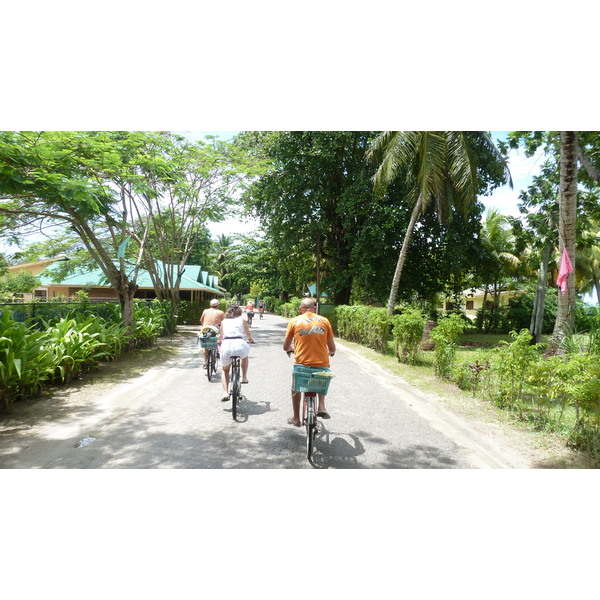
[186,225,212,267]
[0,131,169,340]
[135,135,255,310]
[0,271,41,297]
[367,131,512,315]
[576,216,600,304]
[508,131,600,347]
[0,132,253,340]
[475,208,522,332]
[238,131,389,305]
[208,234,237,290]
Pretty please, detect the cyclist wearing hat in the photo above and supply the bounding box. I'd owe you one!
[200,299,225,368]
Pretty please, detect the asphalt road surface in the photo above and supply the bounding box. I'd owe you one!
[0,314,532,468]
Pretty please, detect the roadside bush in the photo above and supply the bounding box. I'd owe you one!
[42,316,109,383]
[480,329,540,410]
[177,300,204,326]
[429,313,466,379]
[0,311,55,410]
[261,296,281,313]
[278,298,302,319]
[391,307,425,364]
[336,305,390,353]
[452,359,490,396]
[133,302,167,348]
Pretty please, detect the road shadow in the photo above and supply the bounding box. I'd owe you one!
[225,396,272,424]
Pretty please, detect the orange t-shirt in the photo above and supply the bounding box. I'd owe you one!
[285,311,333,368]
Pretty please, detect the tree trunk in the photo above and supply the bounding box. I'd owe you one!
[118,280,138,351]
[578,146,600,185]
[387,194,424,316]
[551,131,578,347]
[530,241,552,344]
[478,286,489,332]
[316,230,321,314]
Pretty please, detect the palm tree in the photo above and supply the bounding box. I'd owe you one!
[551,131,578,343]
[367,131,512,316]
[209,234,234,287]
[478,208,521,331]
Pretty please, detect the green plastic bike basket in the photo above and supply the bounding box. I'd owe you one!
[200,336,218,349]
[292,364,333,394]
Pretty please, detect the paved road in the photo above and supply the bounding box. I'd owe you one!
[0,314,530,468]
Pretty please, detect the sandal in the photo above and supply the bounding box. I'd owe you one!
[242,378,249,384]
[221,395,229,402]
[287,418,301,427]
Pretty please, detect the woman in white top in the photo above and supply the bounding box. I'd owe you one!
[218,305,254,401]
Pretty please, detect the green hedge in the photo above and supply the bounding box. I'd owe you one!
[335,305,390,354]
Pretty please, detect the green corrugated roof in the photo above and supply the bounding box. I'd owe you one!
[39,261,223,294]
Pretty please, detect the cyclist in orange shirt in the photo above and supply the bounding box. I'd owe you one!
[283,297,336,427]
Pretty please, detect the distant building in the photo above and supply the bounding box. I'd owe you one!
[5,257,224,302]
[439,288,524,320]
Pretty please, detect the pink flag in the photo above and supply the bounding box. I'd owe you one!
[556,247,573,294]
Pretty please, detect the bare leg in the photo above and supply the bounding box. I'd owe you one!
[288,390,302,426]
[221,365,230,396]
[317,394,327,412]
[241,356,249,381]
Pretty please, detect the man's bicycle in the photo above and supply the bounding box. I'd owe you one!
[292,364,334,464]
[246,311,254,327]
[199,332,219,382]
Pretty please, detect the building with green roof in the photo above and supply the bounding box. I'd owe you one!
[9,257,225,303]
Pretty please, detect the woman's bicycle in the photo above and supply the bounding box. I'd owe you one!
[292,364,334,464]
[229,355,242,420]
[199,332,219,382]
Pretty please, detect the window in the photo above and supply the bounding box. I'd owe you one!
[466,300,474,310]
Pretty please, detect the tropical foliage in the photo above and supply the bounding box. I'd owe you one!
[0,300,169,411]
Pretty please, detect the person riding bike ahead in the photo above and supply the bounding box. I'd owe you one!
[200,299,224,368]
[219,304,254,401]
[245,301,255,326]
[282,297,336,427]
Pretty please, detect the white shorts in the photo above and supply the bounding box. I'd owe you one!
[220,338,250,367]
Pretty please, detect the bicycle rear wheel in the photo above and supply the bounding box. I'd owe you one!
[211,348,218,378]
[205,350,213,382]
[231,359,240,420]
[305,394,316,461]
